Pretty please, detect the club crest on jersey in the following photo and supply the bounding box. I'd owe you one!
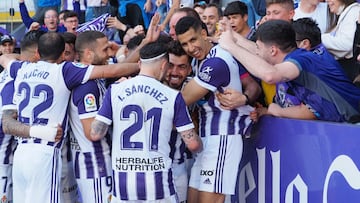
[198,66,212,82]
[84,93,97,112]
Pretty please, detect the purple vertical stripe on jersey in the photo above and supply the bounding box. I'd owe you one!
[199,107,206,137]
[137,172,147,200]
[168,130,177,160]
[34,138,41,143]
[237,115,247,135]
[0,125,4,146]
[178,140,186,164]
[168,169,176,195]
[51,149,60,203]
[154,171,164,199]
[208,98,221,135]
[119,172,128,200]
[84,152,94,178]
[74,152,80,178]
[228,110,239,135]
[92,141,107,177]
[4,137,14,164]
[112,170,117,197]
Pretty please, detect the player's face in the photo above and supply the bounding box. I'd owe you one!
[227,14,248,36]
[177,27,208,60]
[64,16,79,34]
[203,6,220,36]
[44,10,58,31]
[0,42,15,54]
[166,54,192,89]
[169,12,187,40]
[92,37,110,65]
[63,43,76,62]
[266,4,294,22]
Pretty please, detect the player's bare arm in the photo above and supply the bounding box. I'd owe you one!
[180,128,203,153]
[89,62,139,80]
[90,119,109,141]
[2,109,30,137]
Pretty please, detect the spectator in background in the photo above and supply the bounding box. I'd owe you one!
[169,7,202,40]
[63,11,80,34]
[264,0,295,22]
[193,1,207,19]
[202,3,222,38]
[60,32,77,62]
[31,0,61,24]
[224,1,256,41]
[218,19,360,122]
[322,0,360,81]
[85,0,111,21]
[293,0,332,33]
[0,35,16,55]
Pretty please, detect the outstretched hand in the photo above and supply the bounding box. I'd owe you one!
[218,18,237,51]
[144,13,161,44]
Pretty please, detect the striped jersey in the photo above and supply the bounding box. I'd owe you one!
[95,75,194,201]
[7,60,94,148]
[69,78,112,179]
[0,70,16,165]
[192,45,253,137]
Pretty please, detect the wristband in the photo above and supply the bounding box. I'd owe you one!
[29,124,58,142]
[244,93,250,105]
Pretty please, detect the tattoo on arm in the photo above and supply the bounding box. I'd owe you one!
[90,120,109,141]
[2,109,30,137]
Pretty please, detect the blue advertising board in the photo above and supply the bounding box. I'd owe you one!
[234,116,360,203]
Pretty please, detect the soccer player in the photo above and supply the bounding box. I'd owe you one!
[90,41,203,202]
[0,32,139,203]
[68,31,113,203]
[175,16,254,203]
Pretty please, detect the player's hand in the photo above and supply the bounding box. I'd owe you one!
[216,88,247,110]
[250,103,267,122]
[29,124,63,142]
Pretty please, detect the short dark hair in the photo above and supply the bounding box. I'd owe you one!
[61,32,77,45]
[20,30,45,51]
[206,3,223,17]
[175,16,203,36]
[167,40,192,63]
[256,20,297,53]
[224,1,248,17]
[38,32,65,60]
[292,18,321,48]
[63,11,78,20]
[75,31,106,58]
[176,7,202,20]
[140,42,168,61]
[127,34,145,51]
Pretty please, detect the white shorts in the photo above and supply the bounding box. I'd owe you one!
[172,162,188,202]
[110,194,178,203]
[13,144,62,203]
[0,164,13,203]
[61,161,80,203]
[189,135,243,195]
[77,176,112,203]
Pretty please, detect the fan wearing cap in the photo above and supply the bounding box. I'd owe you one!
[0,35,15,55]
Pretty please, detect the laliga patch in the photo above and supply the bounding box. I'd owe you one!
[84,93,97,112]
[72,62,87,68]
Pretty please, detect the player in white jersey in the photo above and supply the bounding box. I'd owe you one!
[69,31,113,203]
[0,32,139,203]
[165,40,196,202]
[90,41,203,202]
[175,16,254,203]
[0,70,16,203]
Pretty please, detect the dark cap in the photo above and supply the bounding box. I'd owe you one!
[1,35,14,45]
[224,1,248,16]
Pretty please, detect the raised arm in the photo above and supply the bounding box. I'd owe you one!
[19,0,35,29]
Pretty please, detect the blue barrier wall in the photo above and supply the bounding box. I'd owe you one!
[234,116,360,203]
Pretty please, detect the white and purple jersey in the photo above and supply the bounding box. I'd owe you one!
[192,45,253,137]
[69,79,112,179]
[95,75,194,201]
[0,70,16,165]
[7,60,94,148]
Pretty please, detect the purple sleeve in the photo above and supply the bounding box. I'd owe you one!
[19,2,35,29]
[198,57,230,89]
[97,85,113,121]
[173,93,192,128]
[1,81,15,106]
[72,80,101,115]
[62,62,91,90]
[9,61,23,79]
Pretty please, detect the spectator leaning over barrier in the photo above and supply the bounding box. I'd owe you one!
[218,19,360,123]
